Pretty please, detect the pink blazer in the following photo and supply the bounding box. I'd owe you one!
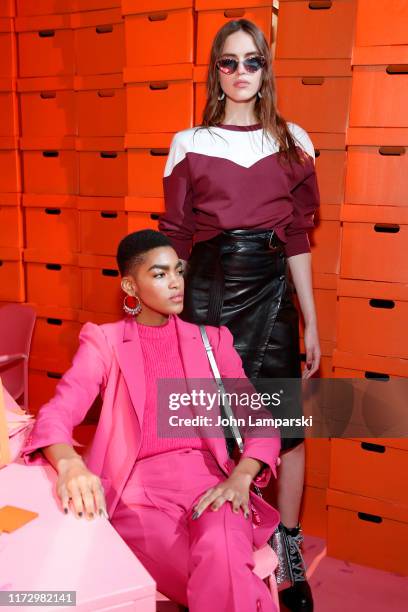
[21,315,281,548]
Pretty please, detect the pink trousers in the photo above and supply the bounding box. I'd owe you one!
[110,448,277,612]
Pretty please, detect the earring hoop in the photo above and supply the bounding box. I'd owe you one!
[218,90,225,101]
[123,294,142,316]
[257,90,263,99]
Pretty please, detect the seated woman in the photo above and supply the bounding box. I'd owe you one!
[20,229,281,612]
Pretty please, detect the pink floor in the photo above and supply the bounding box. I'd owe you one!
[158,534,408,611]
[293,534,408,612]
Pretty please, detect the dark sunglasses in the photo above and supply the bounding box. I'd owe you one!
[216,55,266,75]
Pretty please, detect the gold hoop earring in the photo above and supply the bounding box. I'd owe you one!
[123,294,142,316]
[218,90,225,101]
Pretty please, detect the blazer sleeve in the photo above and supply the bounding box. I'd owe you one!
[215,325,281,487]
[20,322,110,466]
[284,127,320,258]
[159,132,196,261]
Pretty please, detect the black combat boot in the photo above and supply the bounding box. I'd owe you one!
[278,523,314,612]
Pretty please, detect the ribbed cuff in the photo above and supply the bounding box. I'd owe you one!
[284,233,310,258]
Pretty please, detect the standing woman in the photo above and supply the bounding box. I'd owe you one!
[159,19,321,612]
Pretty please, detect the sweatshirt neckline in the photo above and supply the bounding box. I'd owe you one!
[136,314,176,339]
[215,123,262,132]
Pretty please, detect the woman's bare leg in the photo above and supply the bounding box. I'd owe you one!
[276,442,305,527]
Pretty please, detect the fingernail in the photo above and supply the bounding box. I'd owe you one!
[78,512,83,517]
[88,513,94,519]
[99,509,103,516]
[192,511,199,520]
[244,512,249,519]
[64,508,68,515]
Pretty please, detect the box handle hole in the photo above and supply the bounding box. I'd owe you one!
[148,12,168,21]
[302,77,324,85]
[150,148,168,156]
[364,371,390,381]
[40,91,56,99]
[96,24,113,34]
[45,263,62,271]
[97,89,115,98]
[149,82,169,90]
[43,151,59,158]
[379,146,405,156]
[357,512,382,524]
[38,30,55,38]
[309,1,332,9]
[224,9,245,18]
[102,269,119,277]
[361,442,386,453]
[369,298,395,309]
[46,318,63,326]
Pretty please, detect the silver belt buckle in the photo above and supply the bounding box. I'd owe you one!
[268,230,278,251]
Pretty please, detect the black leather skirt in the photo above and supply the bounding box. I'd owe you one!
[180,229,304,452]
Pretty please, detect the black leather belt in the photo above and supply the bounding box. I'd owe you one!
[219,228,285,251]
[206,229,285,325]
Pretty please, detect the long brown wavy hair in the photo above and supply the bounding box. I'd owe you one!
[199,19,306,166]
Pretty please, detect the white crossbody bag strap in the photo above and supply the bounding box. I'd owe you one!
[199,325,244,453]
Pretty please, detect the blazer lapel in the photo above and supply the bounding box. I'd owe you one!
[175,317,230,474]
[113,317,146,429]
[112,316,206,432]
[174,316,210,379]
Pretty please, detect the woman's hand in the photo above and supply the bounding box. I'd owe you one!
[56,456,109,520]
[302,322,321,378]
[192,472,252,520]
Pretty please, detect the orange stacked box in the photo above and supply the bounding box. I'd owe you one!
[328,436,408,574]
[70,5,125,330]
[0,1,15,18]
[71,3,135,447]
[14,3,78,413]
[23,190,81,398]
[15,1,73,16]
[0,5,24,307]
[328,0,408,574]
[123,0,194,283]
[302,438,330,538]
[274,0,358,539]
[0,195,24,305]
[275,0,357,370]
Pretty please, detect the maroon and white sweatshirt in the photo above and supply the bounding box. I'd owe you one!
[159,122,320,260]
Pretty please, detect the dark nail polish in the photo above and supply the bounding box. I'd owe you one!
[64,508,68,514]
[99,509,103,516]
[192,511,199,520]
[78,512,83,517]
[89,513,94,519]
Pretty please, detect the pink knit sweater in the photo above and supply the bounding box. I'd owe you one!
[137,314,206,459]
